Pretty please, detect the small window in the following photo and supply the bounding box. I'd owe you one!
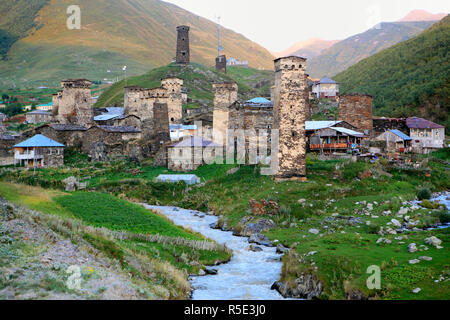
[171,117,175,122]
[292,131,296,137]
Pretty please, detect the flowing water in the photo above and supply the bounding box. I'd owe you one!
[145,205,285,300]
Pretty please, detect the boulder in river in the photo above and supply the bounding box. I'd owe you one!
[248,233,273,247]
[242,219,276,237]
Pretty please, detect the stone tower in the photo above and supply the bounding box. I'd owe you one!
[339,94,373,136]
[176,26,190,65]
[212,82,239,144]
[273,56,308,181]
[52,79,93,126]
[215,55,227,74]
[161,77,184,124]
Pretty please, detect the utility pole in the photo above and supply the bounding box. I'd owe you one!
[216,15,221,57]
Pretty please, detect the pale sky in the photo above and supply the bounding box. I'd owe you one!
[165,0,449,52]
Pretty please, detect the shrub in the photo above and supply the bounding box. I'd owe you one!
[417,188,431,201]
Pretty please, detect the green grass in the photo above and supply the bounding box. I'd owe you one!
[54,192,199,238]
[94,63,273,109]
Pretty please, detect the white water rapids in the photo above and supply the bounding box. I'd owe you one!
[145,205,285,300]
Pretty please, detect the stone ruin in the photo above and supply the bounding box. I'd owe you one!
[124,77,184,129]
[273,56,309,181]
[52,79,93,126]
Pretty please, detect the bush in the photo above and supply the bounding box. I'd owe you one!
[417,188,431,201]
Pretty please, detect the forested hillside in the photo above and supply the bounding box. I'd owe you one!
[335,16,450,129]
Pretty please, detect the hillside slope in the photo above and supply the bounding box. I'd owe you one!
[307,21,436,78]
[0,0,273,89]
[94,63,274,109]
[335,16,450,129]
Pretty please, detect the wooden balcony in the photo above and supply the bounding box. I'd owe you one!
[310,143,350,150]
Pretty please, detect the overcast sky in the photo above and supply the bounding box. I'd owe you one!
[165,0,449,52]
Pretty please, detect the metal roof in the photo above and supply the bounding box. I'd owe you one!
[306,121,343,131]
[333,127,365,137]
[14,134,65,148]
[170,124,197,130]
[406,117,444,129]
[389,129,412,141]
[27,110,51,115]
[105,107,125,115]
[319,77,337,84]
[155,174,200,185]
[246,97,272,104]
[94,114,120,121]
[170,136,221,148]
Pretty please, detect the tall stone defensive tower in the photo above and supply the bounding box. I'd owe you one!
[215,55,227,74]
[339,94,373,136]
[161,77,184,124]
[176,26,190,65]
[212,82,239,144]
[273,56,308,181]
[52,79,93,126]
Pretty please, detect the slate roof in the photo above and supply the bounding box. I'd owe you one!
[14,134,65,148]
[97,125,140,133]
[406,117,444,129]
[1,134,15,141]
[389,129,412,141]
[170,136,221,148]
[50,124,88,131]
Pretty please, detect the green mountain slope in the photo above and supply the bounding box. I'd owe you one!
[94,63,274,109]
[307,21,436,78]
[0,0,273,89]
[334,16,450,129]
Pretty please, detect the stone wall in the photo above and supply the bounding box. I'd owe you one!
[273,56,308,180]
[212,82,238,144]
[153,103,171,151]
[124,77,183,127]
[176,26,190,65]
[42,147,64,167]
[0,136,15,166]
[216,55,227,74]
[52,79,93,126]
[373,118,408,135]
[26,112,51,124]
[339,94,373,136]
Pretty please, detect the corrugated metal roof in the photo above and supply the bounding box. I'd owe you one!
[333,127,365,137]
[94,114,120,121]
[306,121,343,131]
[14,134,65,148]
[170,136,221,148]
[406,117,444,129]
[389,129,412,141]
[105,107,125,115]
